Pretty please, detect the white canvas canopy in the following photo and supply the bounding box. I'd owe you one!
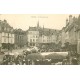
[5,52,14,56]
[40,52,52,56]
[41,52,68,57]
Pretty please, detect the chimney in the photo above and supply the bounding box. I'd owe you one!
[66,19,68,26]
[69,15,73,24]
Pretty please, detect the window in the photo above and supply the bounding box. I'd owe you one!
[11,39,12,43]
[10,34,12,37]
[43,40,45,42]
[33,43,35,46]
[29,32,32,34]
[33,35,35,38]
[33,39,35,42]
[36,39,38,42]
[6,33,8,37]
[30,39,32,42]
[4,38,6,43]
[52,33,53,35]
[12,34,14,38]
[2,32,5,36]
[2,27,4,31]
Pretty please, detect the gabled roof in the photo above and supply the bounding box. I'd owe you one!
[39,28,59,36]
[28,26,60,36]
[28,27,38,31]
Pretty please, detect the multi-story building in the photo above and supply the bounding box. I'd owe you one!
[61,15,79,54]
[76,26,80,54]
[75,25,80,64]
[39,28,58,44]
[27,22,59,49]
[14,29,27,49]
[27,27,39,47]
[62,15,74,51]
[0,20,15,50]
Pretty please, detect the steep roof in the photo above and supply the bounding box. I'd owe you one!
[39,28,59,36]
[28,26,60,36]
[28,27,38,31]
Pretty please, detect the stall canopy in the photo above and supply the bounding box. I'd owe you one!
[5,52,14,56]
[27,53,44,60]
[31,47,39,53]
[23,48,32,54]
[41,52,68,59]
[45,53,65,59]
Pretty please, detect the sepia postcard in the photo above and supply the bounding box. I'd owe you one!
[0,14,80,65]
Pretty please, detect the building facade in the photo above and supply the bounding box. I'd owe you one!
[76,28,80,54]
[27,27,39,47]
[61,27,66,47]
[27,22,60,49]
[0,20,15,50]
[14,29,27,49]
[60,15,80,55]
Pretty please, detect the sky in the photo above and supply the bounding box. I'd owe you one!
[0,14,79,30]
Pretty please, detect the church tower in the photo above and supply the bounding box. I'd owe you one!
[37,21,39,28]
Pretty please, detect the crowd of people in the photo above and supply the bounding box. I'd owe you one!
[0,47,79,65]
